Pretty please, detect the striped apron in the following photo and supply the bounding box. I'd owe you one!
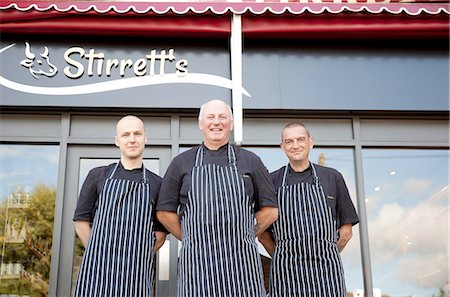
[269,164,346,297]
[178,144,266,297]
[73,163,156,297]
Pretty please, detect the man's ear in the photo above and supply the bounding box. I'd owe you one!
[145,133,148,144]
[115,136,119,147]
[309,136,314,150]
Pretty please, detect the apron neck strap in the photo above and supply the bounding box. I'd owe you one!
[108,163,120,179]
[310,163,319,186]
[282,162,319,186]
[281,165,289,187]
[195,144,235,166]
[195,146,203,166]
[227,144,236,164]
[108,162,147,182]
[142,165,146,182]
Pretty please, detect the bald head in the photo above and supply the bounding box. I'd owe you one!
[116,115,145,136]
[198,99,233,122]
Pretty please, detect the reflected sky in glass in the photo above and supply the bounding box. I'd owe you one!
[363,149,449,296]
[0,145,59,201]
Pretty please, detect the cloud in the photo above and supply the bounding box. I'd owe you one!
[402,178,433,197]
[397,254,447,289]
[0,146,21,157]
[367,189,448,289]
[34,150,59,164]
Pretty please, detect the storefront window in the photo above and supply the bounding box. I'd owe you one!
[247,147,363,293]
[0,144,59,297]
[363,149,449,296]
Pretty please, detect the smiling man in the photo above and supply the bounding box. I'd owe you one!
[156,99,278,297]
[73,115,167,297]
[259,121,359,297]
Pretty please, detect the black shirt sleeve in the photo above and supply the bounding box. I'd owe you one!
[244,150,278,210]
[73,166,109,222]
[156,150,191,213]
[331,168,360,227]
[147,171,167,233]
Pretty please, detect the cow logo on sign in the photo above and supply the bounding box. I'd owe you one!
[20,42,58,79]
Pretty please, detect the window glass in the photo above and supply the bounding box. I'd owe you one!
[247,147,363,293]
[363,149,449,296]
[0,145,59,297]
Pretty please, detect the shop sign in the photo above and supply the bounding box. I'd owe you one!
[0,42,250,97]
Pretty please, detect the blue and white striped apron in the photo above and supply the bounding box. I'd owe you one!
[178,144,266,297]
[73,163,156,297]
[269,163,346,297]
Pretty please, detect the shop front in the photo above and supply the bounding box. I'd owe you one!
[0,1,449,296]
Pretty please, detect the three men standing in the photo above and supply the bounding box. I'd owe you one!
[73,107,358,297]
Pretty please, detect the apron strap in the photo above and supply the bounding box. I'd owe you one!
[282,162,318,186]
[195,143,235,166]
[228,144,236,164]
[108,162,120,179]
[310,163,320,186]
[281,165,289,187]
[141,164,147,183]
[194,146,203,167]
[108,162,147,183]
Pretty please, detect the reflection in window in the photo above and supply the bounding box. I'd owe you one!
[246,147,363,294]
[0,145,59,297]
[363,149,449,296]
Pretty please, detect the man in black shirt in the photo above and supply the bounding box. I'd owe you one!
[73,115,166,297]
[259,121,359,297]
[156,99,278,297]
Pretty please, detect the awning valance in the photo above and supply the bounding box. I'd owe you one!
[1,0,449,15]
[1,1,449,38]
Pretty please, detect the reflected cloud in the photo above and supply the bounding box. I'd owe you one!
[402,178,433,197]
[0,146,21,157]
[368,187,448,289]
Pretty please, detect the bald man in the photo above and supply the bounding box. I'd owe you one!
[156,99,278,297]
[73,115,166,297]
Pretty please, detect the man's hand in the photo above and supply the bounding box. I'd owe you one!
[156,211,182,240]
[154,231,168,252]
[258,230,276,257]
[337,224,353,252]
[255,206,278,237]
[74,221,91,248]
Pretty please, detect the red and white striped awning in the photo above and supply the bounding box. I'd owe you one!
[1,1,449,38]
[1,0,449,15]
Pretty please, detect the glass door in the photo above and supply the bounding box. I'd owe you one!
[56,145,174,297]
